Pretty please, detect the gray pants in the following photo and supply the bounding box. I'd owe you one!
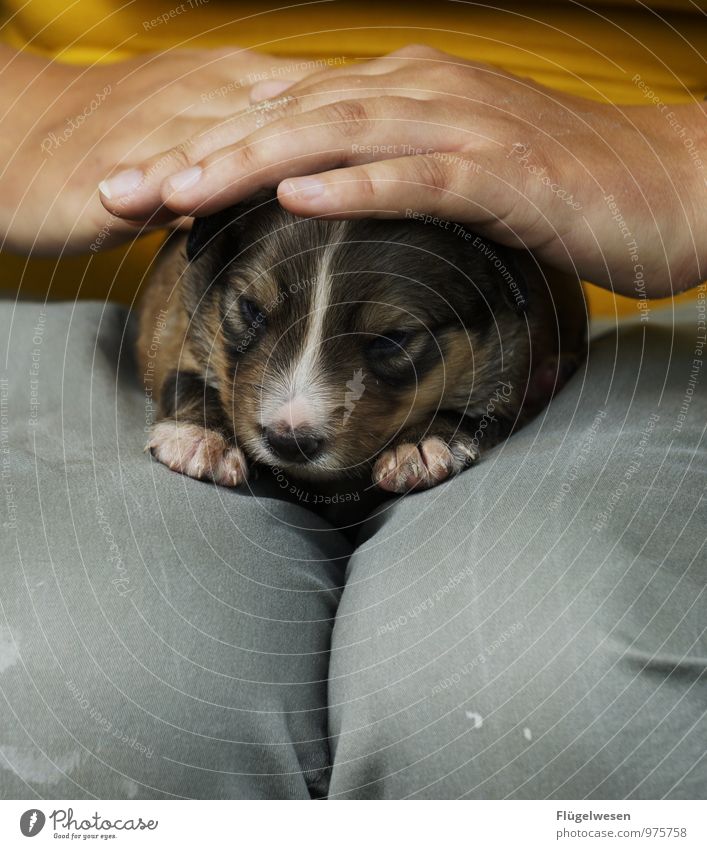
[0,301,704,799]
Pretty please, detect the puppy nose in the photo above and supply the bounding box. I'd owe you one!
[264,427,324,463]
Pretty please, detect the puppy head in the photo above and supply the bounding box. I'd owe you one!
[183,193,528,480]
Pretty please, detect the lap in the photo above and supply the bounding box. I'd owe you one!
[0,301,350,799]
[3,302,704,800]
[329,323,707,799]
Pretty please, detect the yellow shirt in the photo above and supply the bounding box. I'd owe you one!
[2,0,705,315]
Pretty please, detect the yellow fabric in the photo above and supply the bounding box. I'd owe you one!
[2,1,705,315]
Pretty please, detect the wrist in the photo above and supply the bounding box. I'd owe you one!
[638,102,707,295]
[0,50,83,252]
[675,103,707,292]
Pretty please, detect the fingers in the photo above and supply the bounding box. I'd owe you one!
[100,96,468,219]
[98,85,364,218]
[276,154,500,224]
[246,47,429,103]
[248,78,296,103]
[247,68,400,105]
[244,46,461,106]
[97,47,461,220]
[163,98,468,216]
[273,153,534,252]
[207,47,319,90]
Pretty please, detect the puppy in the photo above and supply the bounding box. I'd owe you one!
[137,192,585,494]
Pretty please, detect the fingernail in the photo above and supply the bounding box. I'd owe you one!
[165,166,202,195]
[282,177,326,200]
[98,169,143,199]
[250,79,294,104]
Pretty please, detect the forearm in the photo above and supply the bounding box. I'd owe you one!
[663,102,707,293]
[1,45,324,257]
[0,46,77,149]
[0,46,81,250]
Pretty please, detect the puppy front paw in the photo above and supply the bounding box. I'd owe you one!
[372,435,479,494]
[146,420,249,487]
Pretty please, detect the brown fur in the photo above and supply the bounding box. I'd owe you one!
[137,195,586,493]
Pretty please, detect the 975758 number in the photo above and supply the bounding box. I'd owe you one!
[639,828,688,838]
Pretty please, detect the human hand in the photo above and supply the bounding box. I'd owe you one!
[0,46,316,255]
[100,45,707,296]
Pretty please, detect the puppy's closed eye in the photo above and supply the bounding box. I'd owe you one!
[367,329,414,356]
[240,298,266,327]
[365,326,447,387]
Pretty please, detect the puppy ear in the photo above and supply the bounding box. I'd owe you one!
[186,208,237,262]
[472,237,530,315]
[186,190,280,263]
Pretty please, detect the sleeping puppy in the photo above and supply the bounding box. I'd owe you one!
[137,192,585,494]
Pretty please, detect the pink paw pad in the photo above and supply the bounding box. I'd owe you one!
[146,421,248,487]
[373,437,478,494]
